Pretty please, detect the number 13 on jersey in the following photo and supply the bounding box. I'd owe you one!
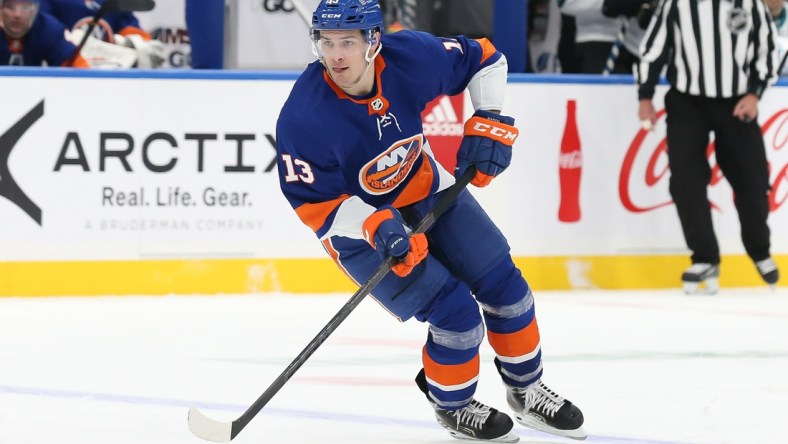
[281,154,315,183]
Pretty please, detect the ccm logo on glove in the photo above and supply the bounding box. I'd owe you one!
[466,119,518,144]
[455,110,519,188]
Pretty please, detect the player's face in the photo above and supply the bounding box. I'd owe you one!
[317,30,376,92]
[1,0,37,38]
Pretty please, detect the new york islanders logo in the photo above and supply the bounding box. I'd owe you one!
[359,134,423,195]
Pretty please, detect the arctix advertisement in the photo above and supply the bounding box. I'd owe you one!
[0,75,315,262]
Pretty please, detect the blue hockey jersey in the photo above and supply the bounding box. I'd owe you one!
[1,12,77,66]
[276,30,501,241]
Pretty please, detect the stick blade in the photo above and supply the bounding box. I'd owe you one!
[188,407,233,442]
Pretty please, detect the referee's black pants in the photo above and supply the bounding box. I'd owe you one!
[664,88,772,265]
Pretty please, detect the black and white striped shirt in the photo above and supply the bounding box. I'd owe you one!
[638,0,779,99]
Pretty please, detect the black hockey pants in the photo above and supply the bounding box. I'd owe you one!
[664,89,772,265]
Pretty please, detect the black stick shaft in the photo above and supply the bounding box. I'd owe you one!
[228,166,476,439]
[65,10,106,66]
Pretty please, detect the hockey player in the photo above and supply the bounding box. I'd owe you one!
[276,0,586,442]
[1,0,88,66]
[39,0,163,68]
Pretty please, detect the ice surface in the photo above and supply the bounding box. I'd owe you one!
[1,288,786,444]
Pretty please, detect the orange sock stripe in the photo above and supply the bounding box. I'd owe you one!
[487,319,540,358]
[422,347,480,387]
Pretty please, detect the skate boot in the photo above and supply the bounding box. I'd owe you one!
[755,257,779,288]
[681,263,719,295]
[415,369,519,443]
[505,380,586,440]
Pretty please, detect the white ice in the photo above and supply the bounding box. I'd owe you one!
[1,288,787,444]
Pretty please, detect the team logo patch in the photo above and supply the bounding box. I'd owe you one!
[726,8,749,33]
[359,134,423,195]
[371,98,384,111]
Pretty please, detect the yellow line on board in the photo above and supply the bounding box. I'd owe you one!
[1,255,784,297]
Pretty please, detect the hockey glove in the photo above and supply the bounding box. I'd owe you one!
[117,34,166,68]
[362,205,428,277]
[455,110,519,188]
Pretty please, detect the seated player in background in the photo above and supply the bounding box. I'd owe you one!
[765,0,787,74]
[39,0,163,67]
[1,0,88,66]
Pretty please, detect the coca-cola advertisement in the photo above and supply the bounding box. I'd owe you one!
[498,82,787,260]
[558,99,582,222]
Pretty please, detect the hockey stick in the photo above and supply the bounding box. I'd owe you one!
[602,21,627,76]
[289,0,313,28]
[187,166,477,442]
[65,0,156,66]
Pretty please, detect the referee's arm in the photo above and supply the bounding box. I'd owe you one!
[747,0,780,98]
[636,0,673,126]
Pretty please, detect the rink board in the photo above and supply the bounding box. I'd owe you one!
[0,69,786,296]
[0,255,785,296]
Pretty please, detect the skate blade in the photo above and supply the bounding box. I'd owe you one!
[514,413,587,440]
[683,278,718,295]
[445,429,520,443]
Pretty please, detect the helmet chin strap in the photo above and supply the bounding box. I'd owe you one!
[324,41,382,91]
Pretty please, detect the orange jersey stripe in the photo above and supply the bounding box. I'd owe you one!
[391,153,434,208]
[295,194,350,233]
[475,38,497,64]
[422,347,480,387]
[487,319,541,358]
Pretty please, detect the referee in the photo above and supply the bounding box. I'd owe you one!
[637,0,780,293]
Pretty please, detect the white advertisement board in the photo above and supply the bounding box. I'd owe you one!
[228,0,320,69]
[0,74,786,265]
[136,0,191,68]
[491,82,788,257]
[0,75,316,261]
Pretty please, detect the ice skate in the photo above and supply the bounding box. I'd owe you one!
[754,257,779,288]
[415,369,519,443]
[505,379,586,440]
[681,263,719,295]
